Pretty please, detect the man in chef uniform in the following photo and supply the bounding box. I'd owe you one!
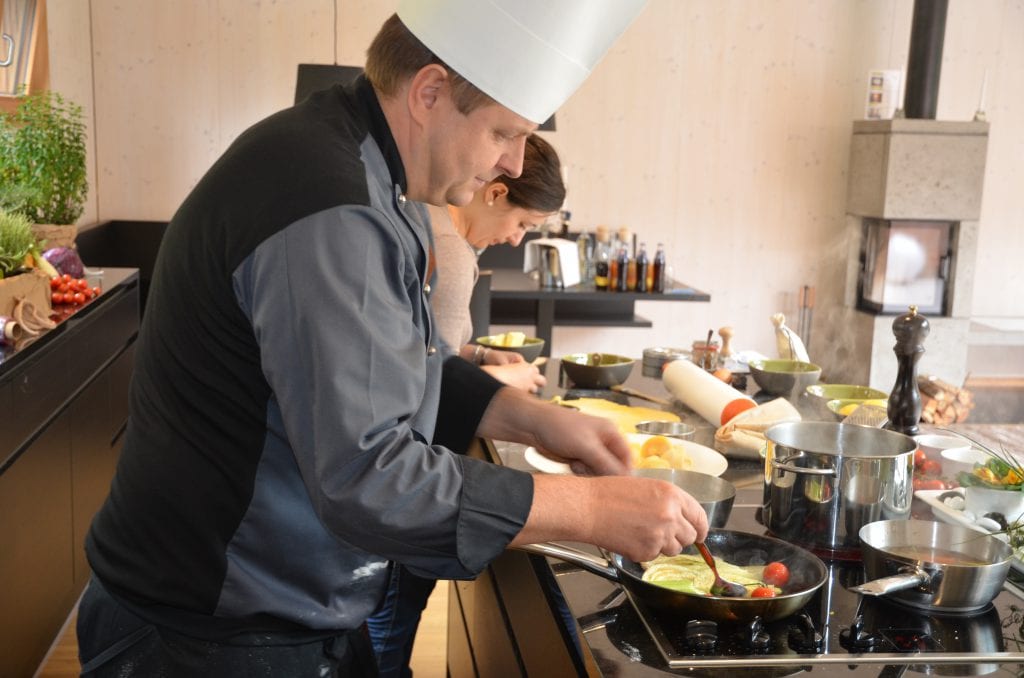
[77,1,707,675]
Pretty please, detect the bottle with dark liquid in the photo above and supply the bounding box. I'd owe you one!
[609,247,621,291]
[635,242,649,292]
[652,242,667,293]
[615,246,630,292]
[593,226,611,290]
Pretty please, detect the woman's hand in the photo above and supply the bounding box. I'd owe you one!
[482,348,524,365]
[482,362,546,393]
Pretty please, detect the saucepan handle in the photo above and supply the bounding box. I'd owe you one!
[771,453,837,476]
[850,568,931,596]
[517,543,620,581]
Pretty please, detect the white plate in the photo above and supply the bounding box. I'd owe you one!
[523,435,728,477]
[523,446,573,475]
[916,488,1024,574]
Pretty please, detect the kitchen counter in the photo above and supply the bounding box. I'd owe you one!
[0,267,139,678]
[449,361,1024,677]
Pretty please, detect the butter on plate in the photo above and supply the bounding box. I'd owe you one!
[551,396,679,434]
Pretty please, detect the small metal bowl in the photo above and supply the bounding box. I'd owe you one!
[634,420,696,440]
[631,468,736,527]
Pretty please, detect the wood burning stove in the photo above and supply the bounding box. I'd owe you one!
[857,218,955,316]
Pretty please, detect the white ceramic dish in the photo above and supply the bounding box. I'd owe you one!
[523,435,728,477]
[916,488,1024,574]
[940,447,989,478]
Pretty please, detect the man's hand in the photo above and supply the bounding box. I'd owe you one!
[511,474,709,562]
[477,388,631,476]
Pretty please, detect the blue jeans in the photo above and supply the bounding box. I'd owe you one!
[365,565,438,678]
[77,577,377,677]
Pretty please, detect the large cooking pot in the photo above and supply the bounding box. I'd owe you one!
[851,519,1013,613]
[762,422,916,552]
[520,529,828,622]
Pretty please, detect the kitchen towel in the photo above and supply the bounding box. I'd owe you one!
[714,397,802,459]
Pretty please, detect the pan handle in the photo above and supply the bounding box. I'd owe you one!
[771,454,837,476]
[517,543,621,581]
[850,568,931,596]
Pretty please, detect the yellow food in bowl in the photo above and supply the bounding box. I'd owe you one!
[629,434,693,470]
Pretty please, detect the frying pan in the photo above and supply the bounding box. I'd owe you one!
[520,529,828,622]
[851,519,1013,612]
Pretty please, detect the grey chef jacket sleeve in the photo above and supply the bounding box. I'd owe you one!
[233,204,534,580]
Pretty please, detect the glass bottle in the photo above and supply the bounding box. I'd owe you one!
[635,242,649,293]
[652,242,667,293]
[576,230,594,284]
[609,247,621,291]
[615,245,630,292]
[593,226,611,291]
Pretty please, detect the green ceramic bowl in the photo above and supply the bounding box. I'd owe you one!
[805,384,888,401]
[749,359,822,396]
[560,352,635,388]
[476,335,545,362]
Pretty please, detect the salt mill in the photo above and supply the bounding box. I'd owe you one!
[884,305,929,436]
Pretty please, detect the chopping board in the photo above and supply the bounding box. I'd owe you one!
[551,396,680,434]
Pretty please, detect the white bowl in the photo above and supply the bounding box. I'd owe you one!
[941,447,989,478]
[915,433,970,461]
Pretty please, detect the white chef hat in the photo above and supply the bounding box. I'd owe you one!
[397,0,649,124]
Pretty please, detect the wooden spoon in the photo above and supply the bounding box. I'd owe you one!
[695,542,747,597]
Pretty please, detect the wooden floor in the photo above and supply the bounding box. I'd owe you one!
[36,584,449,677]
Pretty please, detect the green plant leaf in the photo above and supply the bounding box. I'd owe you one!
[0,90,88,225]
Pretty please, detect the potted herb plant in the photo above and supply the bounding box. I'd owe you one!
[0,90,88,248]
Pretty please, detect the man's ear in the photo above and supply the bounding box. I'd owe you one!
[408,64,449,125]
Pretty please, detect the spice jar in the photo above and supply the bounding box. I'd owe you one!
[691,340,719,371]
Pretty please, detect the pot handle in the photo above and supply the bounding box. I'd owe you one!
[517,543,621,581]
[771,454,837,476]
[849,568,931,596]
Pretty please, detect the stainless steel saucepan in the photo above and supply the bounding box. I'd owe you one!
[851,519,1013,612]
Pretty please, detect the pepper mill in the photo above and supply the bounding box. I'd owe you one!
[718,326,735,359]
[884,305,929,436]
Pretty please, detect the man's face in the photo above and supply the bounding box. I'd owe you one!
[425,94,537,207]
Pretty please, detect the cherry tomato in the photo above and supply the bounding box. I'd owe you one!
[58,283,69,293]
[750,587,776,598]
[77,278,89,291]
[62,291,75,304]
[919,459,943,477]
[913,477,948,491]
[763,561,790,587]
[52,291,64,305]
[73,292,86,305]
[92,286,102,297]
[914,449,927,466]
[61,273,72,283]
[49,277,62,290]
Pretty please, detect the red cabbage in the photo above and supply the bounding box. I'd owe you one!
[43,247,85,279]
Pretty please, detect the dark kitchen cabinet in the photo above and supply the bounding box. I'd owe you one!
[0,269,139,678]
[446,438,589,678]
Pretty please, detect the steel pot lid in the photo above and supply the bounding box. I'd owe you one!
[765,421,916,459]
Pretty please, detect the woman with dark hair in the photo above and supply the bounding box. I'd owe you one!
[430,133,564,392]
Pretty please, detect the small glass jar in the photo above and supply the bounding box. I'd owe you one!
[691,340,720,371]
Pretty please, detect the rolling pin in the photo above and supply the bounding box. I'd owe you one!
[663,359,756,426]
